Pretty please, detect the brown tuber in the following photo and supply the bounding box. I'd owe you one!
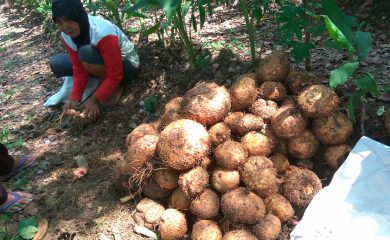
[159,96,182,130]
[283,69,322,94]
[190,189,220,219]
[250,98,278,120]
[223,229,258,240]
[125,134,159,174]
[221,187,265,224]
[169,188,191,210]
[225,112,264,136]
[179,167,209,199]
[252,214,281,240]
[125,123,158,147]
[269,153,290,174]
[282,168,322,207]
[271,106,307,139]
[264,194,294,222]
[211,167,240,193]
[324,144,351,169]
[241,131,274,156]
[230,74,258,111]
[214,141,249,170]
[191,220,222,240]
[312,112,353,145]
[159,209,187,240]
[143,179,171,199]
[259,81,287,102]
[287,130,319,159]
[180,82,231,126]
[236,114,264,136]
[257,51,290,82]
[134,198,165,230]
[297,85,339,117]
[208,122,232,147]
[154,168,180,190]
[157,119,210,170]
[239,156,278,196]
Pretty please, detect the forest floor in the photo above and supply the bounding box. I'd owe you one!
[0,2,389,240]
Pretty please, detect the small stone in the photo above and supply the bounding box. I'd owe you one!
[228,67,235,73]
[225,79,232,86]
[214,71,224,80]
[212,63,219,69]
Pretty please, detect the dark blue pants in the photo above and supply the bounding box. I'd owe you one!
[49,45,140,82]
[0,143,14,205]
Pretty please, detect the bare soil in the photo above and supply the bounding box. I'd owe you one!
[0,2,389,240]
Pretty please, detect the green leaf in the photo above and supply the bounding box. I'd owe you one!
[253,5,263,22]
[130,0,159,12]
[18,217,38,240]
[342,13,359,28]
[324,16,354,52]
[330,61,359,88]
[383,85,390,93]
[20,226,38,239]
[262,0,270,9]
[311,23,326,37]
[355,31,372,61]
[143,22,161,36]
[353,74,380,96]
[160,0,180,20]
[198,0,209,5]
[322,0,354,47]
[199,5,206,28]
[207,3,212,15]
[377,106,385,116]
[280,21,303,40]
[347,91,362,122]
[291,42,315,64]
[191,14,197,32]
[0,231,11,240]
[182,0,192,16]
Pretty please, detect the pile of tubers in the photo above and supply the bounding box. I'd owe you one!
[116,51,354,240]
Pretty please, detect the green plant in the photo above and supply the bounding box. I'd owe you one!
[276,0,325,69]
[322,0,377,134]
[143,95,159,115]
[132,0,212,68]
[238,0,269,69]
[195,51,210,70]
[0,46,6,54]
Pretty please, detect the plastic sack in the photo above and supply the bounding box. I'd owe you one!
[290,136,390,240]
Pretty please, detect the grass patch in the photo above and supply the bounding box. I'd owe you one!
[0,127,25,151]
[2,58,20,70]
[203,41,225,51]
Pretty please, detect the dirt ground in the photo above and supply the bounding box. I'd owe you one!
[0,2,389,240]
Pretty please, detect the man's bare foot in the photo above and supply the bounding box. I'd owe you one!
[13,156,36,171]
[101,85,123,108]
[0,192,33,213]
[0,156,36,182]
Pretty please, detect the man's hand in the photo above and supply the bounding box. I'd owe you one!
[82,96,100,123]
[63,100,80,116]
